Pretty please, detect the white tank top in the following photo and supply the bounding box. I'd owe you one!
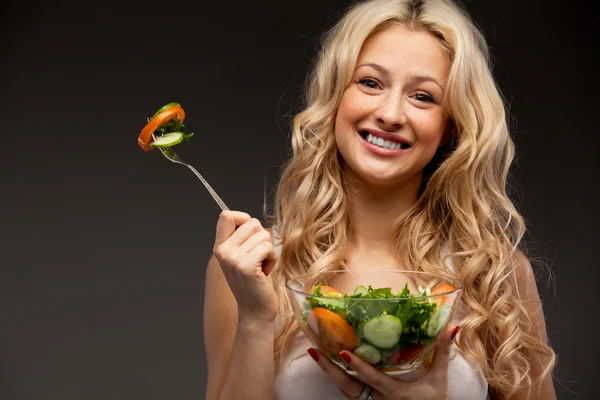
[272,239,490,400]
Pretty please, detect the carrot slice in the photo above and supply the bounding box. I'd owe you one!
[431,283,456,305]
[137,105,186,152]
[307,307,357,354]
[431,283,455,295]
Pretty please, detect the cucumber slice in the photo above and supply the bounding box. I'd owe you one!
[363,315,403,348]
[150,132,184,148]
[353,343,382,365]
[426,305,451,337]
[353,285,368,296]
[153,102,180,118]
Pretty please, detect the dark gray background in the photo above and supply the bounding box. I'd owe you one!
[1,0,597,399]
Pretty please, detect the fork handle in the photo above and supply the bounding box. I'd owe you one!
[185,164,229,211]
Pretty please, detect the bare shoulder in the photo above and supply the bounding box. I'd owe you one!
[512,250,545,303]
[513,249,533,276]
[508,251,557,399]
[511,250,550,337]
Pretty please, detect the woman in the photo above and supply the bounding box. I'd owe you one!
[204,0,557,399]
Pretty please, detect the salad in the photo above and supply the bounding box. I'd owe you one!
[302,282,455,369]
[137,102,194,151]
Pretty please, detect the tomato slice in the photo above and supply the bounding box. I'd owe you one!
[138,104,186,152]
[431,283,456,305]
[386,343,425,365]
[307,307,357,354]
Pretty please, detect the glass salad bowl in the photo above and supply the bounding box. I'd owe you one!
[285,269,462,375]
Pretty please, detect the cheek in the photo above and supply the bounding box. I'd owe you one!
[413,114,447,146]
[335,96,356,142]
[336,89,370,128]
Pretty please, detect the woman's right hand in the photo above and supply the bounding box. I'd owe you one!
[213,210,279,324]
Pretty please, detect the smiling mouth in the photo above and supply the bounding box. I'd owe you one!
[359,131,412,150]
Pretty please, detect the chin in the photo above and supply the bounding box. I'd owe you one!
[345,165,419,189]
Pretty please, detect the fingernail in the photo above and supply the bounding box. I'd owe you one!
[307,348,319,362]
[339,351,351,363]
[451,326,460,340]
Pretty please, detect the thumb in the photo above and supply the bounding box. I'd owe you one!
[430,324,460,381]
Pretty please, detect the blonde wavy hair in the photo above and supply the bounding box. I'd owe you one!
[267,0,555,397]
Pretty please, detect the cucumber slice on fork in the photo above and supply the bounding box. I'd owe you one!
[150,132,184,148]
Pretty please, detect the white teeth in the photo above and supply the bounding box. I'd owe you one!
[365,132,403,150]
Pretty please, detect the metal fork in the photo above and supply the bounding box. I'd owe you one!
[153,135,229,211]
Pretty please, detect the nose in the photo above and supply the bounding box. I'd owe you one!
[374,92,407,129]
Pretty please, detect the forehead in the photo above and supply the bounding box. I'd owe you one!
[357,24,450,82]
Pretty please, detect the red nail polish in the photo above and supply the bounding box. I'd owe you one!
[451,326,460,340]
[307,348,319,361]
[339,352,351,363]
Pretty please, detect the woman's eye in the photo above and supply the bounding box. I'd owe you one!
[358,78,380,89]
[414,92,436,103]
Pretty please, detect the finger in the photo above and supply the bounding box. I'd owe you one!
[246,241,275,266]
[214,211,251,248]
[261,256,277,276]
[240,233,279,275]
[338,350,398,394]
[261,246,279,276]
[239,229,272,253]
[429,324,460,384]
[307,348,365,399]
[227,218,264,247]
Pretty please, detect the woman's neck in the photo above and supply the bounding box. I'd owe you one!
[344,174,422,266]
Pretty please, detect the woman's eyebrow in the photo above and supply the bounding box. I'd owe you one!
[356,62,444,90]
[406,74,445,91]
[356,62,390,76]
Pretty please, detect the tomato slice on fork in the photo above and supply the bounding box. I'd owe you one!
[137,104,186,152]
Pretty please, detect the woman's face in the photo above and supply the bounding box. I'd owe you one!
[334,24,450,188]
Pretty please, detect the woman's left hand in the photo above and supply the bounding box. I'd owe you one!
[308,324,460,400]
